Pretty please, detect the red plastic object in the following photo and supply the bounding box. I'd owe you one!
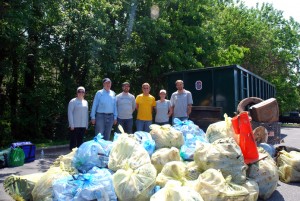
[232,112,259,164]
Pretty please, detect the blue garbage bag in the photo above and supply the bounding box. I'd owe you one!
[134,131,156,156]
[258,143,275,157]
[172,118,206,140]
[180,133,208,161]
[53,167,117,201]
[72,134,113,173]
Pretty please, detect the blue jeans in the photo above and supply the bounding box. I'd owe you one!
[95,113,114,140]
[136,119,152,132]
[117,118,133,134]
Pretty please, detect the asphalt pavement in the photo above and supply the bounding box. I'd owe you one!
[0,126,300,201]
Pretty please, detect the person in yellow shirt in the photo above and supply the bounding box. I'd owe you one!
[135,83,156,132]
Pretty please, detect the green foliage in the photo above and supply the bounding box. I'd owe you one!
[271,74,300,114]
[0,119,12,148]
[0,0,299,143]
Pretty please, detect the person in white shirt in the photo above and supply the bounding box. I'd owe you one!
[68,86,89,150]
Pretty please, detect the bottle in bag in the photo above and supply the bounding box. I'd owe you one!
[40,149,44,159]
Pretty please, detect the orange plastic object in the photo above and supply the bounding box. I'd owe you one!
[231,112,259,164]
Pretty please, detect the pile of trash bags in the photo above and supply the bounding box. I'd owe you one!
[3,115,300,201]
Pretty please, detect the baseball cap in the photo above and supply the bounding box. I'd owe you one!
[102,78,111,84]
[159,89,166,94]
[122,81,130,86]
[77,86,85,92]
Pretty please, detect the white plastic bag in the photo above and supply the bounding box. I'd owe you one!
[192,169,249,201]
[277,150,300,183]
[194,137,247,185]
[156,161,188,187]
[150,124,184,149]
[151,147,181,173]
[150,180,204,201]
[247,147,279,200]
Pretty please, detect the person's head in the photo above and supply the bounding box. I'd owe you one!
[159,89,167,100]
[175,80,184,91]
[77,86,85,99]
[102,78,112,90]
[122,81,130,93]
[142,83,151,95]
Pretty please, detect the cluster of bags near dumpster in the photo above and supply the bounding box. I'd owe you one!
[3,114,300,201]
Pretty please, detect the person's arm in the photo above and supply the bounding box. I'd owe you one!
[187,91,193,116]
[86,101,89,129]
[152,97,156,112]
[169,94,175,117]
[187,104,192,116]
[135,96,139,110]
[68,99,75,130]
[132,95,136,113]
[168,103,173,117]
[90,91,99,125]
[113,96,118,125]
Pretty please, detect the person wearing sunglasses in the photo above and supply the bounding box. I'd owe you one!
[68,86,89,150]
[135,83,156,132]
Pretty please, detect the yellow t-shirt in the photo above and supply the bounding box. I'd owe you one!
[136,94,156,121]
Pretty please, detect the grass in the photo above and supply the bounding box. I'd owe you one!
[33,131,96,148]
[0,139,69,150]
[281,123,300,128]
[33,139,69,148]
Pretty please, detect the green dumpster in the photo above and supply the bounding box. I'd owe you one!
[165,65,276,118]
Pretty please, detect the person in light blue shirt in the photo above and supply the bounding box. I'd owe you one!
[90,78,117,140]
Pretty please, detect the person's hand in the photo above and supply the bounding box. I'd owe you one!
[91,119,96,125]
[70,127,74,131]
[114,120,117,125]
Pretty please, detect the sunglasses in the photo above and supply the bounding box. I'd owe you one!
[143,87,149,89]
[77,91,85,93]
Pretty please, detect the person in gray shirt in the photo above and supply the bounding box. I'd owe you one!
[170,80,193,123]
[155,89,172,125]
[68,86,89,150]
[116,82,136,133]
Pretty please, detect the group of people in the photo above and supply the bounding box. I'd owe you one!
[67,78,193,150]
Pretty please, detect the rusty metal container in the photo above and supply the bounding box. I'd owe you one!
[249,98,279,123]
[189,106,222,131]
